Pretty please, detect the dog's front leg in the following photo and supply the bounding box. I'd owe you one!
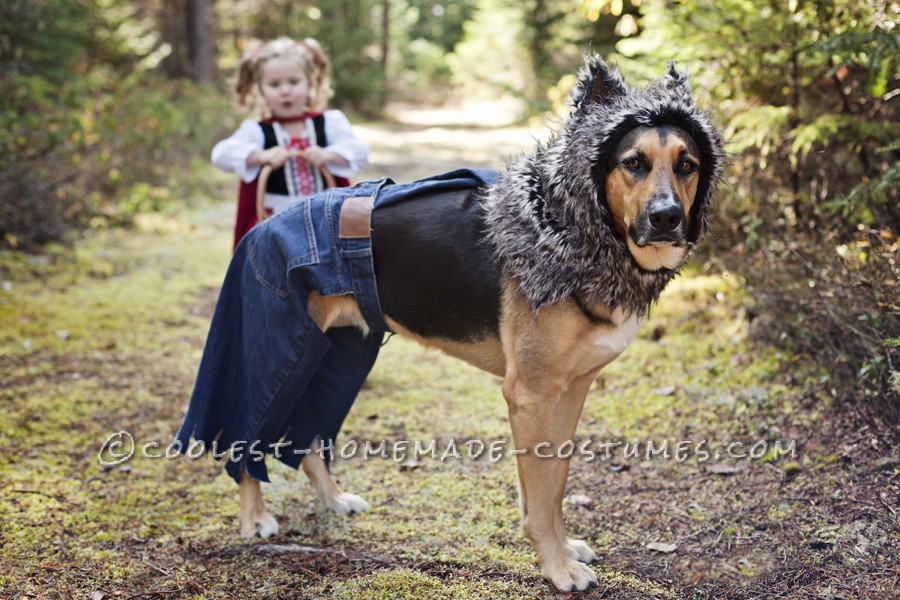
[502,370,598,592]
[238,467,279,538]
[552,373,599,566]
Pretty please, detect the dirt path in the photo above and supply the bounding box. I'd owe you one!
[1,111,897,599]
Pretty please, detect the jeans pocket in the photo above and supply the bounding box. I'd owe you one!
[249,198,320,298]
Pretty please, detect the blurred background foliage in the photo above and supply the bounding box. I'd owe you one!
[0,0,897,431]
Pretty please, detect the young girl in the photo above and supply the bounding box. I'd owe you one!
[212,37,370,248]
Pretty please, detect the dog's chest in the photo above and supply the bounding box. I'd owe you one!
[583,310,640,373]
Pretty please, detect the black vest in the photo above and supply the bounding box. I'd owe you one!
[260,115,331,195]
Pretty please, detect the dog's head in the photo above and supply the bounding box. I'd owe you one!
[485,56,725,312]
[564,57,725,272]
[605,124,700,270]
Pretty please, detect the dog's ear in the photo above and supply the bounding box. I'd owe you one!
[663,61,693,104]
[573,56,626,110]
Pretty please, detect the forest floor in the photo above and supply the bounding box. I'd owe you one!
[1,108,898,599]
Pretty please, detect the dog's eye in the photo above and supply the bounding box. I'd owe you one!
[624,158,641,171]
[678,160,696,174]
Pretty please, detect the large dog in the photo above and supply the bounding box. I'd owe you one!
[183,56,724,592]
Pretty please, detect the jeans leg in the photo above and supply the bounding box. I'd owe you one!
[223,322,332,484]
[278,326,383,470]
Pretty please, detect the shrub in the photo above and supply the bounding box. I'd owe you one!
[613,0,899,436]
[0,0,234,249]
[744,228,899,437]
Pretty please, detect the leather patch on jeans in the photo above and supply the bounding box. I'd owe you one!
[339,196,374,239]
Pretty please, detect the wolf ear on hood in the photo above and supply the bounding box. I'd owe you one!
[663,61,693,104]
[573,57,627,110]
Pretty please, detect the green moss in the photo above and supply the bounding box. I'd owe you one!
[781,461,802,475]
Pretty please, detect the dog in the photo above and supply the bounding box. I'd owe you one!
[194,56,724,592]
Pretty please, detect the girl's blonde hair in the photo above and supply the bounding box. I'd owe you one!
[235,37,334,114]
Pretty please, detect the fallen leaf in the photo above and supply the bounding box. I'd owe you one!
[568,494,592,507]
[257,544,324,554]
[646,542,678,553]
[874,456,899,470]
[90,592,105,600]
[652,386,676,396]
[855,533,871,556]
[707,463,741,475]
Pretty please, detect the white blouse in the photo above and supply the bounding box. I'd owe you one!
[211,109,370,183]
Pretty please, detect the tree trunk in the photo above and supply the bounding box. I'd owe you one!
[187,0,213,83]
[788,17,803,229]
[380,0,390,104]
[159,0,189,79]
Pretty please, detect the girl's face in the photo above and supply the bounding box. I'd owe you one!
[259,57,310,118]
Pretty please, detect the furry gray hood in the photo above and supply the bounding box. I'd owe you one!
[483,56,726,316]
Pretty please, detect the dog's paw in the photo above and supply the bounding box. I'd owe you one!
[240,513,279,539]
[327,492,369,515]
[542,559,599,592]
[566,538,597,563]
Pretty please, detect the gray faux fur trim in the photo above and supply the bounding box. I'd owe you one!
[483,55,726,316]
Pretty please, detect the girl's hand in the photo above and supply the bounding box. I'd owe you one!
[248,147,291,169]
[303,145,350,170]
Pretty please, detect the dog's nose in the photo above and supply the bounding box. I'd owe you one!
[648,204,683,232]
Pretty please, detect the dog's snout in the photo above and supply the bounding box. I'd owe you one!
[648,204,683,232]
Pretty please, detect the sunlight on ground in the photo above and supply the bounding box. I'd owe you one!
[386,99,526,127]
[353,101,555,183]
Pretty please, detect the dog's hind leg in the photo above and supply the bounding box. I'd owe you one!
[238,467,279,538]
[302,438,369,514]
[297,294,378,515]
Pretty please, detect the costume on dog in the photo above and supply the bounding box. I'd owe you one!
[485,61,725,315]
[211,111,367,248]
[176,169,500,483]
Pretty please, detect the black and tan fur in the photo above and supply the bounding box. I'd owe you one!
[237,57,725,592]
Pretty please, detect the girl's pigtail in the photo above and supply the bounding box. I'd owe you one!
[234,53,259,111]
[299,38,334,111]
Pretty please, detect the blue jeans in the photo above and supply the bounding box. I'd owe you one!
[176,169,500,483]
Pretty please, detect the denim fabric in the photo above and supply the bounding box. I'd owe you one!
[176,169,500,483]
